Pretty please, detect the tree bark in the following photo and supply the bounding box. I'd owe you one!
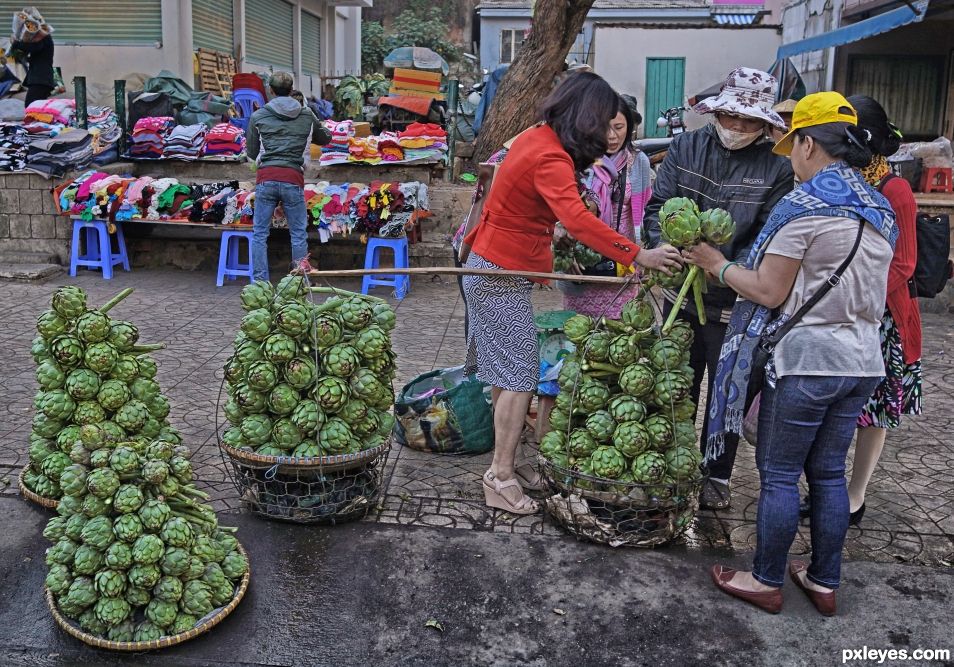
[473,0,596,162]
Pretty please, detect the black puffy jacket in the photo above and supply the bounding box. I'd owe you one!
[643,124,795,317]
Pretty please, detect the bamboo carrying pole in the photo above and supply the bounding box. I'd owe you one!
[308,266,636,285]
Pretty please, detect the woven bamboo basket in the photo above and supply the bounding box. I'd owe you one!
[219,438,391,524]
[46,543,251,651]
[540,457,704,548]
[18,466,59,510]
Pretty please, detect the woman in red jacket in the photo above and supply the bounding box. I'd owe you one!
[462,72,682,514]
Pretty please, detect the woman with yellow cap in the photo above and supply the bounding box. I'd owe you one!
[684,92,898,616]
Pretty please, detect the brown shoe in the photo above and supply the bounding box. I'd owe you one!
[789,560,836,616]
[710,565,782,614]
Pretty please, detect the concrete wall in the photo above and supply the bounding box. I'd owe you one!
[592,25,782,135]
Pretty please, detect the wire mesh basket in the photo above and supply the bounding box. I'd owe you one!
[540,456,704,548]
[219,440,390,524]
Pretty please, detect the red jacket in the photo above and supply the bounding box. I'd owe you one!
[464,124,640,277]
[882,176,921,363]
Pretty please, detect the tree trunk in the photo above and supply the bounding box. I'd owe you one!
[473,0,596,162]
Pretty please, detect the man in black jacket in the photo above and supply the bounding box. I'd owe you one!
[643,67,794,510]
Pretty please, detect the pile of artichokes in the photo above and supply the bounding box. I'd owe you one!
[539,296,704,498]
[221,275,397,457]
[42,427,247,641]
[25,287,180,501]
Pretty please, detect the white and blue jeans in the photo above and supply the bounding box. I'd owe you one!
[252,181,308,281]
[753,374,880,589]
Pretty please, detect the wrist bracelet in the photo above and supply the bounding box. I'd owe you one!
[718,261,738,286]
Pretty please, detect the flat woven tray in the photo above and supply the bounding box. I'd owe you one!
[18,467,59,509]
[46,542,250,651]
[219,438,391,472]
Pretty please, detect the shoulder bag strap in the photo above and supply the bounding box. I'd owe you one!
[762,219,867,350]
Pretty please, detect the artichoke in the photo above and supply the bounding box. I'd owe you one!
[37,309,69,340]
[46,537,78,566]
[113,484,144,514]
[125,584,152,607]
[318,417,353,453]
[109,446,140,477]
[115,400,149,433]
[211,581,235,608]
[276,274,307,301]
[631,451,667,484]
[146,441,175,462]
[82,493,111,517]
[618,363,654,398]
[78,606,109,636]
[192,535,224,563]
[65,369,102,402]
[648,339,686,371]
[321,343,360,378]
[75,310,111,344]
[240,414,273,446]
[246,361,279,392]
[97,379,131,411]
[65,575,98,610]
[80,515,114,550]
[84,341,118,374]
[663,320,694,351]
[57,493,83,517]
[89,449,112,470]
[240,281,274,311]
[33,412,64,438]
[87,467,121,499]
[32,335,52,363]
[539,430,567,462]
[263,332,298,364]
[271,418,303,450]
[665,445,702,481]
[132,534,165,565]
[316,376,351,413]
[562,314,593,344]
[39,389,76,422]
[613,420,651,458]
[568,428,598,458]
[313,314,343,348]
[73,400,106,425]
[72,543,105,575]
[107,620,136,642]
[582,331,612,362]
[284,357,318,390]
[660,206,702,248]
[29,438,55,466]
[234,340,265,366]
[44,516,68,542]
[94,568,127,598]
[154,575,184,603]
[338,296,373,331]
[169,456,193,483]
[268,383,300,415]
[353,325,389,359]
[578,379,611,412]
[547,407,570,432]
[107,321,140,351]
[620,298,655,332]
[584,410,615,444]
[223,357,245,384]
[699,207,736,245]
[275,301,311,338]
[292,441,321,458]
[201,562,228,590]
[105,541,134,570]
[36,360,66,390]
[171,613,198,635]
[139,355,159,378]
[147,395,171,420]
[46,562,73,596]
[589,446,627,479]
[32,473,60,498]
[52,285,87,319]
[337,399,369,424]
[241,308,272,341]
[132,620,163,642]
[145,598,178,629]
[645,415,674,450]
[129,377,160,404]
[59,464,89,496]
[138,499,171,533]
[40,451,71,481]
[109,355,140,382]
[221,426,245,449]
[224,396,245,425]
[233,383,267,414]
[160,547,191,577]
[160,517,194,549]
[220,550,248,580]
[673,421,697,448]
[371,302,396,331]
[608,395,647,424]
[92,596,131,629]
[645,265,689,291]
[180,580,213,616]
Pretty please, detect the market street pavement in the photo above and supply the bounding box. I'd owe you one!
[0,270,952,666]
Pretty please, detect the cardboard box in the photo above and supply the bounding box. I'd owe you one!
[352,122,372,137]
[392,67,442,93]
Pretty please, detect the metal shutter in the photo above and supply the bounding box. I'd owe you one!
[245,0,294,70]
[0,0,161,44]
[301,11,321,75]
[193,0,234,55]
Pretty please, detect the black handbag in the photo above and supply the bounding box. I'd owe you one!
[746,219,867,404]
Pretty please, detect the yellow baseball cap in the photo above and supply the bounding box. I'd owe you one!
[772,92,858,156]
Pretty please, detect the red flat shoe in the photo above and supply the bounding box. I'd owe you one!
[789,561,836,616]
[710,565,782,614]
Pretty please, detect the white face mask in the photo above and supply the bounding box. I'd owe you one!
[714,122,764,151]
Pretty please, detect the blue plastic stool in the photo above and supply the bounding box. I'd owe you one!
[231,89,265,133]
[361,236,410,299]
[69,220,130,279]
[217,229,266,287]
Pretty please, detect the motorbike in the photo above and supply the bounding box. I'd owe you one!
[636,105,689,167]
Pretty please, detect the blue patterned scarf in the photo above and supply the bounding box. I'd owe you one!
[705,162,898,463]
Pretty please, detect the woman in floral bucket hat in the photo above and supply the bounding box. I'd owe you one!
[643,67,795,511]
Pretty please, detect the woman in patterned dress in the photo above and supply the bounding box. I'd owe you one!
[560,94,653,319]
[800,96,923,526]
[461,73,682,515]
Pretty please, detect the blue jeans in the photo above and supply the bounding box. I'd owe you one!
[252,181,308,281]
[753,374,880,589]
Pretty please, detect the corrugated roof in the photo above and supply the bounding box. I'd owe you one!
[478,0,710,9]
[713,13,759,23]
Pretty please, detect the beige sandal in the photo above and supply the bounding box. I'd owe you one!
[482,471,540,515]
[514,463,545,491]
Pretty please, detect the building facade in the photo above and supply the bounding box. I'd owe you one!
[0,0,370,98]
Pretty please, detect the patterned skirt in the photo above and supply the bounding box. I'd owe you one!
[463,253,538,392]
[563,283,642,320]
[857,309,923,429]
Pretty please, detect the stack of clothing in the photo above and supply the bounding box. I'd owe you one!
[24,98,75,126]
[129,116,174,158]
[319,119,353,164]
[397,122,448,161]
[0,123,29,171]
[204,123,245,157]
[27,128,93,177]
[87,106,122,164]
[163,124,207,160]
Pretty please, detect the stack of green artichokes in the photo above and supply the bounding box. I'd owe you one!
[41,425,248,641]
[23,287,182,501]
[221,275,397,457]
[539,296,703,496]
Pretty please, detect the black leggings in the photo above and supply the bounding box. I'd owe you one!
[25,85,53,106]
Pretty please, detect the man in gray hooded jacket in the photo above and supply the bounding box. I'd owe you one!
[247,71,332,279]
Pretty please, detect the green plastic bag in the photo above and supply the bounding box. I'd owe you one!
[392,366,494,454]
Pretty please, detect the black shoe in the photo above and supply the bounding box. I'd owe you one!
[849,503,866,526]
[699,479,731,510]
[799,495,811,519]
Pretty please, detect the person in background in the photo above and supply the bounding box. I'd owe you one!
[771,99,797,143]
[10,6,55,105]
[247,72,331,280]
[462,72,681,515]
[799,95,922,526]
[559,94,653,319]
[643,67,795,510]
[687,92,896,616]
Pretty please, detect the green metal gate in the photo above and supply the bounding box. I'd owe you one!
[245,0,294,70]
[193,0,234,55]
[645,58,685,139]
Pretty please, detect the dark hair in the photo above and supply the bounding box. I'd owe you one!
[620,94,642,127]
[539,72,619,171]
[612,95,636,153]
[847,94,902,158]
[796,121,872,169]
